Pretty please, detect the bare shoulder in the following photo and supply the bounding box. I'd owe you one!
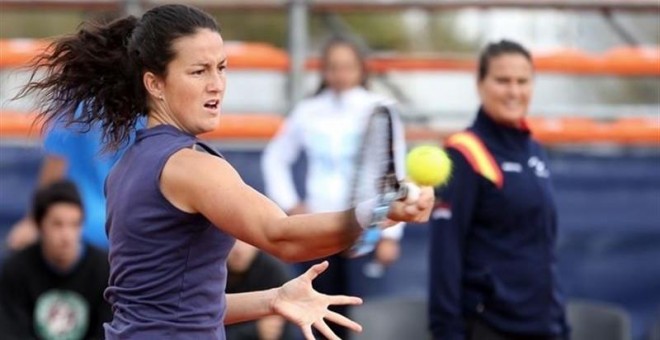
[160,147,243,213]
[167,147,239,179]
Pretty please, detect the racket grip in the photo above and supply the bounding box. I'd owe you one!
[355,198,378,229]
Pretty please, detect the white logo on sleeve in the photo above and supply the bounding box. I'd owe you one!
[528,156,550,178]
[501,162,522,173]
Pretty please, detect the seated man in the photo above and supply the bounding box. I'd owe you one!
[0,180,111,339]
[225,240,295,340]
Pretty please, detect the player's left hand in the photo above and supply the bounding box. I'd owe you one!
[271,261,363,340]
[386,185,434,223]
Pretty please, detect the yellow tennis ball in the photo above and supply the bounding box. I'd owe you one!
[406,145,452,187]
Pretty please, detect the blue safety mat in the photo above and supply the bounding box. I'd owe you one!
[0,143,658,339]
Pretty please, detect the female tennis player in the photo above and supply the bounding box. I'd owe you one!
[18,4,434,339]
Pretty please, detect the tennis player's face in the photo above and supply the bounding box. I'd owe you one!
[161,29,227,135]
[478,54,534,126]
[40,203,83,270]
[323,44,363,92]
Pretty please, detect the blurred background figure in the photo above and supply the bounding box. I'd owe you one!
[225,240,294,340]
[428,40,567,340]
[6,108,142,251]
[0,180,111,340]
[261,37,406,339]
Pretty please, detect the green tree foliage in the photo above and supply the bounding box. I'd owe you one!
[0,9,473,54]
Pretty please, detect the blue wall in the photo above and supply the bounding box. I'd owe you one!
[1,143,658,339]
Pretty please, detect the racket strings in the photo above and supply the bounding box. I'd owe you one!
[351,111,395,209]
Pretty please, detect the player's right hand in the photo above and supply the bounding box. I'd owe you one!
[386,186,434,223]
[287,203,309,215]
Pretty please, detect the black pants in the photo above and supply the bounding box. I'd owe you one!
[299,254,349,340]
[467,318,567,340]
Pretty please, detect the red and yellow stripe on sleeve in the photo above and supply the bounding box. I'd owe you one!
[446,131,504,189]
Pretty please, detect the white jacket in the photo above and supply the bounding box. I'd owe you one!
[261,87,405,239]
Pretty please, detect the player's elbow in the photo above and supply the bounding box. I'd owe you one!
[261,227,305,263]
[266,242,308,263]
[265,240,317,263]
[262,217,339,263]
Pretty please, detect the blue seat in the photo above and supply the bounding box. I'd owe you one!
[648,310,660,340]
[350,297,429,340]
[567,299,632,340]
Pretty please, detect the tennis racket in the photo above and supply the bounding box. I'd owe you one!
[348,103,416,258]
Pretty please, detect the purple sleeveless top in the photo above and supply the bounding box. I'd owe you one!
[104,125,235,339]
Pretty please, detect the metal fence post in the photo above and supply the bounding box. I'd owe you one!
[123,0,143,17]
[287,0,309,113]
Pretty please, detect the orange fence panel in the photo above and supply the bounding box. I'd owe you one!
[200,114,283,140]
[534,48,603,75]
[223,42,289,70]
[2,111,658,146]
[602,47,660,76]
[610,116,660,144]
[0,40,50,68]
[0,110,44,138]
[2,39,659,75]
[0,39,289,70]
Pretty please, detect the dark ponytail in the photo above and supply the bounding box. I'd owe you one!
[16,4,219,150]
[18,16,141,150]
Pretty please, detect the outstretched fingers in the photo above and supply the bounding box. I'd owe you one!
[302,325,315,340]
[314,319,341,340]
[304,261,329,282]
[325,310,363,333]
[329,294,363,307]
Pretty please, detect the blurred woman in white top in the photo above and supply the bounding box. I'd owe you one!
[261,38,406,339]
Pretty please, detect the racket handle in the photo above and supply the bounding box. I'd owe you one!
[349,227,381,257]
[355,198,378,229]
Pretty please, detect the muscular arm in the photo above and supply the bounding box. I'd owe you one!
[161,149,432,263]
[163,149,360,262]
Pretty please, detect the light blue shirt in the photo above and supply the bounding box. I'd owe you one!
[44,112,143,249]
